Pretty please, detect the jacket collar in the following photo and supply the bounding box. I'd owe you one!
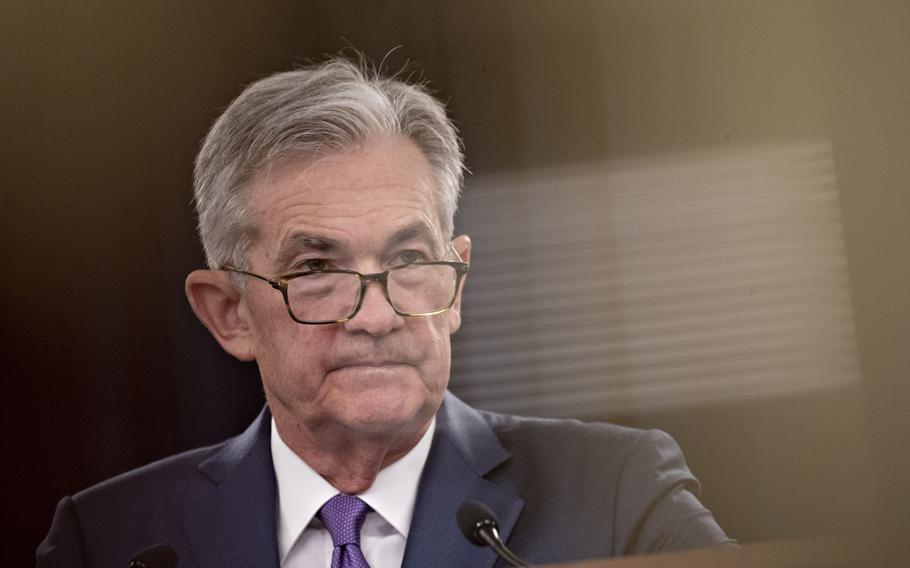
[402,392,525,568]
[183,407,280,568]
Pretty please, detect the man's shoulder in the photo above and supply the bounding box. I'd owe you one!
[440,392,675,471]
[70,439,228,515]
[38,410,275,566]
[70,408,270,514]
[478,407,638,434]
[468,403,697,497]
[476,406,658,457]
[448,401,735,555]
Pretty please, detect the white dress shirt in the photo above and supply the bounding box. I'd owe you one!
[271,417,436,568]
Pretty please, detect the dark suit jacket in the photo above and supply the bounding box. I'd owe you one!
[37,392,732,567]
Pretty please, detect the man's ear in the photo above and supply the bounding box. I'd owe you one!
[447,234,472,334]
[185,270,256,361]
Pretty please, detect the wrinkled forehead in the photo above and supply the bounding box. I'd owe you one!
[244,139,448,254]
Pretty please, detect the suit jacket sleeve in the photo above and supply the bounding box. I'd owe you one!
[613,429,734,554]
[37,496,86,568]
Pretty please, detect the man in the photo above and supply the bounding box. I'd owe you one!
[38,56,733,567]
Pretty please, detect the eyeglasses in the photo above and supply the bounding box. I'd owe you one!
[222,257,469,325]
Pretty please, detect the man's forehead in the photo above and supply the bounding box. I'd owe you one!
[240,138,451,267]
[250,141,440,216]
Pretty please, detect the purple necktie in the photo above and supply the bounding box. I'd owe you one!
[317,494,373,568]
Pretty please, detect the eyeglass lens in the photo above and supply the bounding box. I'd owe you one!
[286,264,458,322]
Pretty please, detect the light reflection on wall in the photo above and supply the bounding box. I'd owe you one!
[451,141,860,418]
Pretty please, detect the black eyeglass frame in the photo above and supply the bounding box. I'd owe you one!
[222,260,469,325]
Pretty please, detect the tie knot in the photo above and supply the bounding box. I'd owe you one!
[317,494,372,547]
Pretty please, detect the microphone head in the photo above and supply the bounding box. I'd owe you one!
[456,500,500,546]
[128,543,178,568]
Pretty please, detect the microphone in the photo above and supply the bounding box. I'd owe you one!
[127,543,178,568]
[456,500,530,567]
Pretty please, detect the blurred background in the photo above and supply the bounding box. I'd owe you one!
[3,1,908,565]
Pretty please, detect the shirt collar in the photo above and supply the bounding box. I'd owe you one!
[358,416,435,537]
[271,416,436,559]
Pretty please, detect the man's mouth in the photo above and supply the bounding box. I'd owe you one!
[330,360,409,372]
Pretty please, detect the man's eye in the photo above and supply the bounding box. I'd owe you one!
[296,258,330,271]
[396,250,426,265]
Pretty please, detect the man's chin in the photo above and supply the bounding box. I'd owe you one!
[339,393,434,436]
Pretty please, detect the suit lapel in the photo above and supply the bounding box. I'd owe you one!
[182,408,280,568]
[402,394,524,568]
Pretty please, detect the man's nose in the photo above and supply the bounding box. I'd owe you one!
[342,279,404,336]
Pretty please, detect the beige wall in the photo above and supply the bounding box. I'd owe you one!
[819,1,910,549]
[440,0,907,547]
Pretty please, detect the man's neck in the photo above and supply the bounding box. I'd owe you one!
[270,411,433,494]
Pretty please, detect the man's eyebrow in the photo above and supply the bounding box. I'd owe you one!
[274,232,339,268]
[387,222,440,248]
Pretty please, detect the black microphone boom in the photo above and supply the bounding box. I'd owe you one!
[456,500,530,567]
[127,543,178,568]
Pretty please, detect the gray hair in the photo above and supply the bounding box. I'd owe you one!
[193,56,465,271]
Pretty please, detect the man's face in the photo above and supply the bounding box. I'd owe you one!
[239,138,467,439]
